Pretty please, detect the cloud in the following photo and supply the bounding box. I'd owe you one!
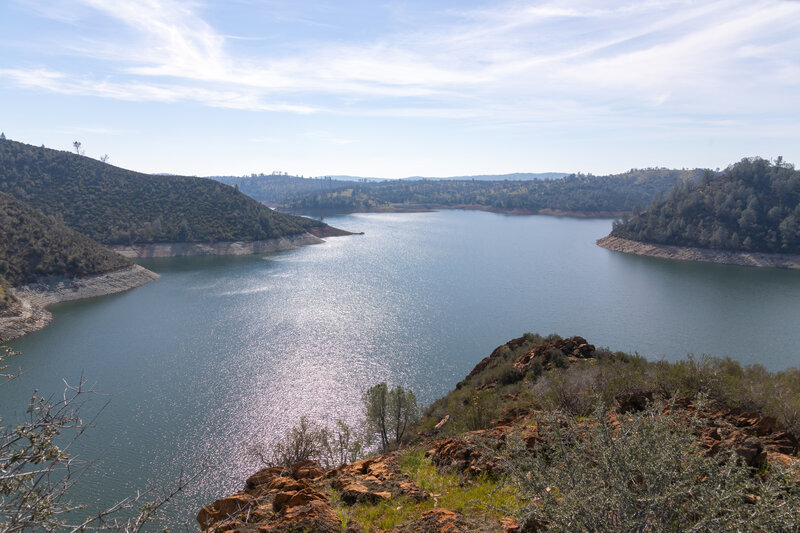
[3,0,799,124]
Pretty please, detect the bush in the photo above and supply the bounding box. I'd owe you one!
[250,416,364,469]
[501,403,800,532]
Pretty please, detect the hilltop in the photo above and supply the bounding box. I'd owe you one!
[599,158,800,268]
[198,334,800,532]
[0,138,339,246]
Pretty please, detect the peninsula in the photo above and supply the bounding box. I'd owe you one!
[599,157,800,268]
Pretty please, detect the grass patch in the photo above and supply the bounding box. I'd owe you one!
[331,448,520,532]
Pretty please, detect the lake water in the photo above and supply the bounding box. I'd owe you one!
[2,210,800,527]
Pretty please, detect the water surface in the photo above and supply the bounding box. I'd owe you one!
[2,211,799,526]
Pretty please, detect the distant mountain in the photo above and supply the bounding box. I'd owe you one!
[0,191,131,308]
[610,158,800,254]
[0,139,330,245]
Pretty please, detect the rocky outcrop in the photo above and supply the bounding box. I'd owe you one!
[597,235,800,270]
[111,233,325,258]
[0,265,158,342]
[513,336,595,375]
[385,508,484,533]
[198,456,428,533]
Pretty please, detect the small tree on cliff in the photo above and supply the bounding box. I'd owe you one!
[363,382,418,451]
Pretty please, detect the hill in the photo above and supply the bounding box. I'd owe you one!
[281,168,705,215]
[198,333,800,532]
[211,174,350,207]
[0,138,332,245]
[608,158,800,254]
[0,191,131,301]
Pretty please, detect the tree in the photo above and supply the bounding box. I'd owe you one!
[100,154,109,163]
[72,141,83,156]
[0,345,200,531]
[0,133,6,140]
[363,382,419,451]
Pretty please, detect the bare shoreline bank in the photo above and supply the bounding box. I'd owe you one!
[110,232,326,259]
[0,265,160,342]
[597,235,800,270]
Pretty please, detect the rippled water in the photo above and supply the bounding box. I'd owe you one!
[2,210,800,526]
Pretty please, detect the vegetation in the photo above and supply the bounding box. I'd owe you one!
[363,382,419,451]
[418,333,800,438]
[211,174,348,206]
[0,138,327,245]
[278,169,704,214]
[611,157,800,253]
[0,345,198,532]
[503,403,800,532]
[332,448,520,532]
[248,416,364,470]
[0,191,130,288]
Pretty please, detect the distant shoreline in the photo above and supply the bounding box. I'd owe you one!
[597,235,800,270]
[286,205,628,218]
[0,265,159,342]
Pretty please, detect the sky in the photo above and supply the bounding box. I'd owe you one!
[1,0,799,178]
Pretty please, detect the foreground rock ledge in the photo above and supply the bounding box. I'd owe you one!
[597,235,800,270]
[0,264,159,342]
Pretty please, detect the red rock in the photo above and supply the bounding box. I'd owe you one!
[197,493,257,530]
[386,508,481,532]
[258,500,340,533]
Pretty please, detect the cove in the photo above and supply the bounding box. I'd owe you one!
[2,210,800,526]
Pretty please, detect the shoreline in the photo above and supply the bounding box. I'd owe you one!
[110,232,326,259]
[287,205,626,218]
[597,235,800,270]
[0,264,159,342]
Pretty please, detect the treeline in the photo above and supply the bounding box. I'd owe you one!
[611,158,800,254]
[0,139,326,245]
[279,169,705,214]
[212,174,347,206]
[0,192,130,308]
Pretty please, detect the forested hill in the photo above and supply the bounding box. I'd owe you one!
[278,168,705,214]
[0,139,328,245]
[0,191,131,308]
[610,158,800,254]
[212,174,350,206]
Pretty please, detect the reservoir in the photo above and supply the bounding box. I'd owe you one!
[3,210,800,526]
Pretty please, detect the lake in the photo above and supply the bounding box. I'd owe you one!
[2,210,800,526]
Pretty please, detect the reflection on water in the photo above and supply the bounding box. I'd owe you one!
[2,210,800,527]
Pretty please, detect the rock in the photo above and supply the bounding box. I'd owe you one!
[514,336,596,375]
[733,436,767,468]
[197,493,257,530]
[332,479,391,504]
[246,466,288,490]
[330,455,429,505]
[291,459,325,480]
[258,500,341,533]
[386,508,482,532]
[272,487,328,513]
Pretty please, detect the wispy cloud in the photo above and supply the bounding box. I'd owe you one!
[3,0,799,124]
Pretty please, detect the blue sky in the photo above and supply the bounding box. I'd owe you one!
[1,0,799,178]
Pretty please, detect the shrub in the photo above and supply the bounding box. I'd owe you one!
[501,404,800,532]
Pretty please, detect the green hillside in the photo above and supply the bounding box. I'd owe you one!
[0,191,131,309]
[279,168,705,214]
[0,138,328,245]
[611,158,800,253]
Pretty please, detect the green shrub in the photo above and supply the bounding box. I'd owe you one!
[501,404,800,532]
